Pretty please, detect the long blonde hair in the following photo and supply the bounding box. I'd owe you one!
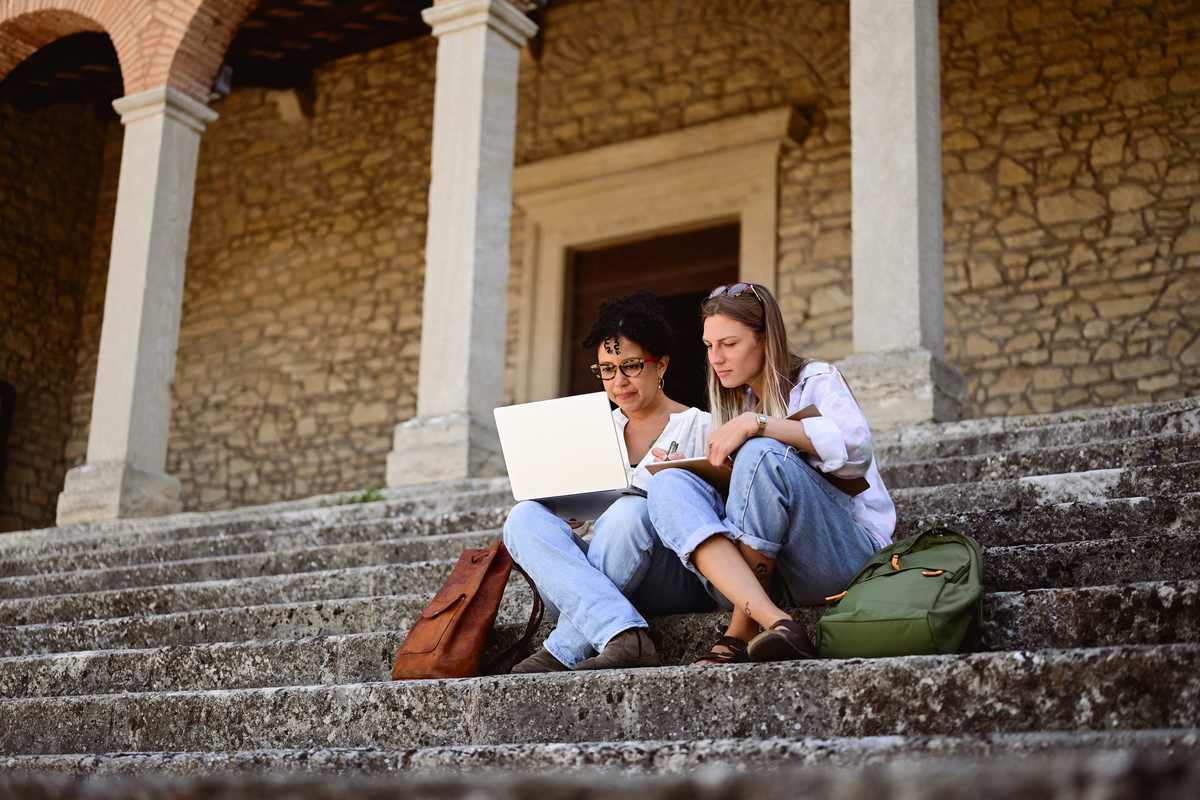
[702,283,808,429]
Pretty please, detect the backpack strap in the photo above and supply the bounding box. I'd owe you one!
[480,558,545,676]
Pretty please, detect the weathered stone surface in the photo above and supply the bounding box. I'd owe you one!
[5,580,1194,699]
[875,397,1200,463]
[0,645,1195,755]
[0,528,500,600]
[0,506,511,581]
[0,395,1197,779]
[0,594,455,657]
[0,481,513,564]
[881,432,1200,488]
[8,530,1194,628]
[0,736,1197,781]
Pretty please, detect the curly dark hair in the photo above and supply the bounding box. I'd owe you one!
[582,292,675,359]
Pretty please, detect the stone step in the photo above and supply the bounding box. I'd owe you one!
[880,432,1200,489]
[3,459,1195,581]
[0,485,516,563]
[894,462,1200,521]
[895,492,1200,544]
[0,506,511,582]
[4,531,1198,627]
[1,580,1194,698]
[873,395,1200,464]
[6,491,1199,601]
[0,593,424,657]
[2,729,1197,776]
[2,484,1200,604]
[0,528,502,600]
[0,506,513,580]
[0,643,1194,755]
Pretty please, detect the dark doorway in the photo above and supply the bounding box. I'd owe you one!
[567,223,740,410]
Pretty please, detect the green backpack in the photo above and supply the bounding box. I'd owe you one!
[816,527,985,659]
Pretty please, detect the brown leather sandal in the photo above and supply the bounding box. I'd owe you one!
[692,635,750,666]
[746,618,817,662]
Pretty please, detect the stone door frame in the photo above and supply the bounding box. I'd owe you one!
[511,106,805,402]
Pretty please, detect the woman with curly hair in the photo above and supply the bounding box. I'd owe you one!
[503,292,715,673]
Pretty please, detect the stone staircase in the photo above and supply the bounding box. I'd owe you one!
[0,397,1198,779]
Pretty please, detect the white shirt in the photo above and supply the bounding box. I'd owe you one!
[613,406,712,492]
[787,361,897,548]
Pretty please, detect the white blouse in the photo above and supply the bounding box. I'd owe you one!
[786,361,897,548]
[613,406,711,492]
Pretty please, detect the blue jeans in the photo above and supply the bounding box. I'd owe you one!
[647,438,880,605]
[503,495,715,667]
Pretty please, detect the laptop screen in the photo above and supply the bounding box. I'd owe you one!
[494,392,630,501]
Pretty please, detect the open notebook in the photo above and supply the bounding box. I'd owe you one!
[644,405,871,497]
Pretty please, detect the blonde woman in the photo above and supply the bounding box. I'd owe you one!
[647,283,895,664]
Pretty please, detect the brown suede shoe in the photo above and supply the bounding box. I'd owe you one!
[573,628,660,670]
[746,618,817,662]
[510,647,570,674]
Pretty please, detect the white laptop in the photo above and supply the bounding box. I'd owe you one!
[493,391,644,522]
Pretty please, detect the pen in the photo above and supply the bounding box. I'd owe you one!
[666,441,678,456]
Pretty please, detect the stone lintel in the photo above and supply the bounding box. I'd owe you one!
[56,461,182,525]
[837,348,966,432]
[514,106,809,197]
[386,414,505,486]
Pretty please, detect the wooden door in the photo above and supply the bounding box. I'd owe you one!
[567,223,739,410]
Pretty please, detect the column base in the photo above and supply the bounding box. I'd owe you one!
[56,461,182,525]
[836,348,967,431]
[386,413,506,487]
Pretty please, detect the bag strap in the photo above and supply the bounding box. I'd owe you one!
[480,560,545,676]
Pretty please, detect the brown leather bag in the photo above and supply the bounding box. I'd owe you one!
[391,540,543,680]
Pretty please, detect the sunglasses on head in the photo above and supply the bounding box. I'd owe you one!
[708,282,764,305]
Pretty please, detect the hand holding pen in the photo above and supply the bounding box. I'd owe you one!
[650,440,685,462]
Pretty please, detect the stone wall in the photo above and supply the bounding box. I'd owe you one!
[67,42,436,512]
[53,0,1200,516]
[504,0,856,401]
[0,101,109,531]
[940,0,1200,414]
[507,0,1200,415]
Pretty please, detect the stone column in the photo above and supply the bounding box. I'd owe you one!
[386,0,537,487]
[838,0,966,430]
[57,87,217,524]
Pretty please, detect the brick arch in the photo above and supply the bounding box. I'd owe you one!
[156,0,258,102]
[0,2,144,92]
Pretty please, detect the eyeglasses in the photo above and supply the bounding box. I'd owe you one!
[590,356,660,381]
[708,282,764,305]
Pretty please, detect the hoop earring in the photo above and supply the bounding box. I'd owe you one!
[659,376,665,390]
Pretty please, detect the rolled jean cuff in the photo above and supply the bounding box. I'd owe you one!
[728,529,783,560]
[542,635,587,669]
[595,617,649,653]
[675,521,737,576]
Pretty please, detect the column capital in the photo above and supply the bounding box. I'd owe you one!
[422,0,539,46]
[112,86,219,133]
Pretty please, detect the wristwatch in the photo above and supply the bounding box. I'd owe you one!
[754,413,769,437]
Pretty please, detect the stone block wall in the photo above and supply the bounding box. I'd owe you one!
[507,0,1200,414]
[504,0,856,399]
[41,0,1200,516]
[940,0,1200,414]
[66,42,436,511]
[0,101,108,531]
